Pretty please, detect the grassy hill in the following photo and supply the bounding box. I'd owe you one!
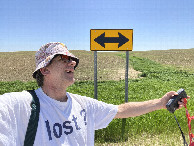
[1,48,194,82]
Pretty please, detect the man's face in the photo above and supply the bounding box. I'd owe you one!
[45,55,76,87]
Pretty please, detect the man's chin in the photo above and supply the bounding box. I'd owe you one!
[71,78,75,84]
[68,78,75,86]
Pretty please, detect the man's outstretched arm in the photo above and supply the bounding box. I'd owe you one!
[114,91,187,119]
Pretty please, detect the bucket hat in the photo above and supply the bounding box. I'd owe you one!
[33,42,79,78]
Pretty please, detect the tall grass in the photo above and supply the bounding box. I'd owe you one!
[1,55,194,145]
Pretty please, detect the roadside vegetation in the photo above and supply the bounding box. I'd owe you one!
[1,49,194,145]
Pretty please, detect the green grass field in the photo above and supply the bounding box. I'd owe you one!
[1,49,194,145]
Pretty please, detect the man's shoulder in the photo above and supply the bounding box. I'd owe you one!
[1,90,31,98]
[68,92,91,100]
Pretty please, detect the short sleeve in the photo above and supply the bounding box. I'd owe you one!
[92,100,118,130]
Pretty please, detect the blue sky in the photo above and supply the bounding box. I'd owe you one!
[0,0,194,52]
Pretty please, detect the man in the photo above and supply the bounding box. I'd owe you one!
[0,42,188,146]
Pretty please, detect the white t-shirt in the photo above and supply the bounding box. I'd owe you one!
[0,88,118,146]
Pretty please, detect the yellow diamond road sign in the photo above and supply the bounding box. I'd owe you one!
[90,29,133,51]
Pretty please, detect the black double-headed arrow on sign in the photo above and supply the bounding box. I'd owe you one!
[94,32,129,48]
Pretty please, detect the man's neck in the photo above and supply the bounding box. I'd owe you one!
[41,85,68,102]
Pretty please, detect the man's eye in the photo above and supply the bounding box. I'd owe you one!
[62,59,70,63]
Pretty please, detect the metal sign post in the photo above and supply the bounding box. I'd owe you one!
[125,51,129,102]
[94,51,98,99]
[93,51,129,101]
[121,51,129,140]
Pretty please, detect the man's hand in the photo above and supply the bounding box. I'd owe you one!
[160,91,190,109]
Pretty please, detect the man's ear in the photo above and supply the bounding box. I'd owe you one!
[40,67,50,76]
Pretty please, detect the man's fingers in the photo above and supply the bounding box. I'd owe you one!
[166,91,178,97]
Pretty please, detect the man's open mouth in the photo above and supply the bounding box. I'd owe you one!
[66,70,74,73]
